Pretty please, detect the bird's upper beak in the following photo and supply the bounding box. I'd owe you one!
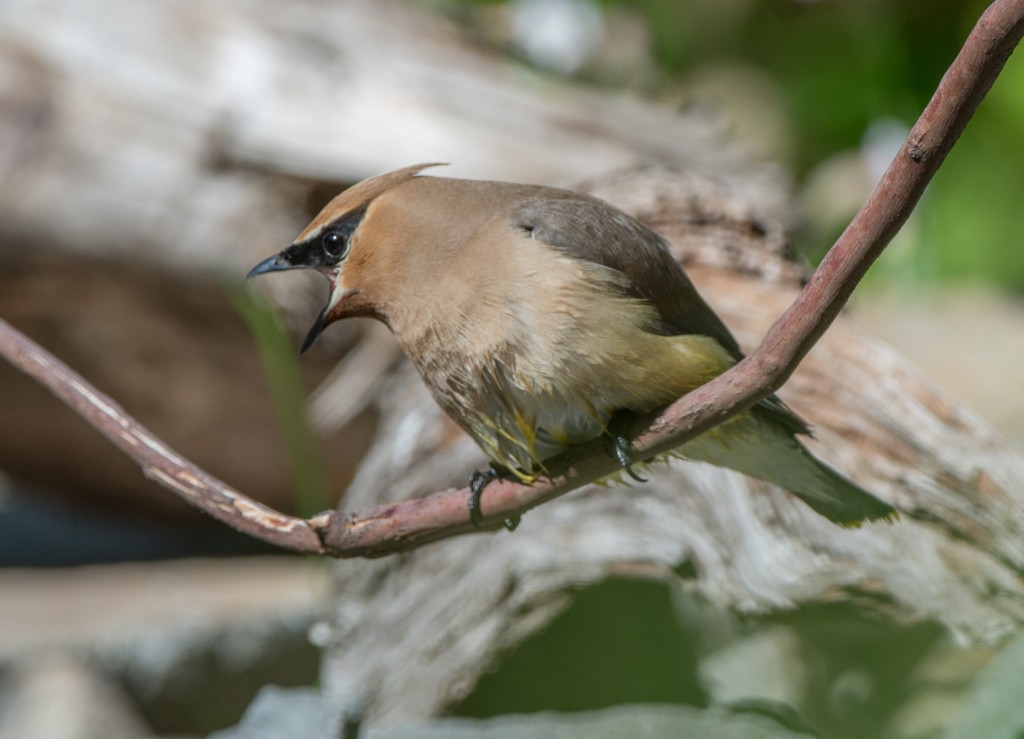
[246,246,339,353]
[246,251,306,280]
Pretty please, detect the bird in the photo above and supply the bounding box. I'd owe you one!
[248,163,896,528]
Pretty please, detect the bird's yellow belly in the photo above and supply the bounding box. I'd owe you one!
[462,331,736,476]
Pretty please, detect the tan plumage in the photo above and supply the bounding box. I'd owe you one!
[249,164,896,526]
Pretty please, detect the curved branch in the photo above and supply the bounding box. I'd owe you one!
[1,0,1022,557]
[0,320,324,554]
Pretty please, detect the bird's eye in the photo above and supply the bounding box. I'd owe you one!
[322,230,350,259]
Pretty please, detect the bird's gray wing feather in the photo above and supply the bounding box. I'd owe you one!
[513,195,743,357]
[512,193,811,437]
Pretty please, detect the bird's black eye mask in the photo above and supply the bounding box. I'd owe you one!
[247,208,365,279]
[246,207,366,352]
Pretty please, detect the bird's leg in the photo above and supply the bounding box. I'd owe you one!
[606,413,648,483]
[468,463,521,531]
[468,467,495,527]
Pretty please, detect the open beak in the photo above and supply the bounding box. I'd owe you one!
[247,250,334,353]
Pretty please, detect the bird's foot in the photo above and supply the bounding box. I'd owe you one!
[612,434,648,482]
[606,414,648,483]
[468,464,521,531]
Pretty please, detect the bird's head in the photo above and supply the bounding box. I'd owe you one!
[247,163,445,352]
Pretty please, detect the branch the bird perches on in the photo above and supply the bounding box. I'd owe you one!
[1,0,1023,557]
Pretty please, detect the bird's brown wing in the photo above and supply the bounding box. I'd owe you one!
[512,193,811,437]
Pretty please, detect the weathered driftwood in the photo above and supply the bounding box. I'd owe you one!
[317,165,1024,725]
[0,0,782,516]
[0,0,785,272]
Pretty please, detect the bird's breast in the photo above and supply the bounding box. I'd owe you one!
[398,286,733,475]
[385,228,735,475]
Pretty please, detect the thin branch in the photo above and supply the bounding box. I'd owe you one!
[1,0,1022,557]
[0,321,324,554]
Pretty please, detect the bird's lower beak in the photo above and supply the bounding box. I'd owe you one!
[300,286,361,354]
[301,302,330,354]
[246,253,303,279]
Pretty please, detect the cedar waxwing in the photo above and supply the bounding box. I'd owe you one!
[248,164,896,527]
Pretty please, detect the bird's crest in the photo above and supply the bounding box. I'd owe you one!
[296,163,447,242]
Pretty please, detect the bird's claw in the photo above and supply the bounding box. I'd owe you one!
[469,466,521,531]
[613,434,648,483]
[468,469,493,528]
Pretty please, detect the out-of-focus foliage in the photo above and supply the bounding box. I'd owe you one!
[229,287,331,519]
[444,0,1024,293]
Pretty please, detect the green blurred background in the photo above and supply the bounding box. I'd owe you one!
[441,0,1024,292]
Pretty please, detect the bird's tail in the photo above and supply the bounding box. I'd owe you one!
[678,411,897,526]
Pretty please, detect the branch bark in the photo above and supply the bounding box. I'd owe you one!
[1,0,1022,557]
